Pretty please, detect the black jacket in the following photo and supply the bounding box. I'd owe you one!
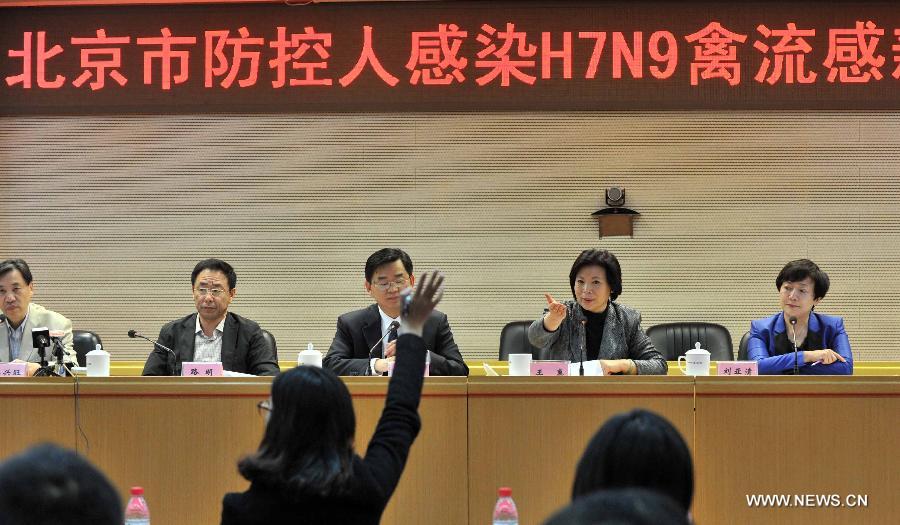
[323,304,468,376]
[221,333,427,525]
[141,312,279,376]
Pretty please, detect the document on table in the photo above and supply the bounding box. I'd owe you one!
[568,360,604,376]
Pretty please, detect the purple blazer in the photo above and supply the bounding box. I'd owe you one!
[747,312,853,375]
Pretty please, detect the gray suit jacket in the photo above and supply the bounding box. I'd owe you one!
[141,312,279,376]
[0,303,74,364]
[527,300,667,375]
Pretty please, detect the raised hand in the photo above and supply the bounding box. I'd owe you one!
[400,271,445,336]
[542,293,568,332]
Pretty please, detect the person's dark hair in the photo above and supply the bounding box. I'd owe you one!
[776,259,829,300]
[365,248,413,282]
[0,259,33,285]
[569,250,623,301]
[572,409,694,512]
[0,443,122,525]
[238,365,356,498]
[544,488,690,525]
[191,258,237,289]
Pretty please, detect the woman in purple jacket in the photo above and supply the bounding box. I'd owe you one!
[747,259,852,375]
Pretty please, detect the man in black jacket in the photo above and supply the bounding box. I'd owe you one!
[142,259,279,376]
[323,248,467,376]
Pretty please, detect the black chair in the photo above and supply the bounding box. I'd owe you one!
[260,329,278,361]
[645,323,733,361]
[72,330,103,367]
[738,331,750,360]
[498,321,541,360]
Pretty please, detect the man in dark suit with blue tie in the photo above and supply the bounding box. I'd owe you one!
[323,248,468,376]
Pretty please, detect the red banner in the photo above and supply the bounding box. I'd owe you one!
[2,1,900,113]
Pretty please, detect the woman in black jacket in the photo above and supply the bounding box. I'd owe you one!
[221,271,444,525]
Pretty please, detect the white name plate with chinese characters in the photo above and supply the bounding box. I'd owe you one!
[181,362,224,377]
[717,361,758,376]
[0,363,28,377]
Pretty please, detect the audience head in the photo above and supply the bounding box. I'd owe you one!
[0,258,35,326]
[239,365,356,497]
[776,259,829,317]
[0,443,123,525]
[569,250,622,312]
[572,409,694,512]
[364,248,414,317]
[191,258,237,324]
[544,488,690,525]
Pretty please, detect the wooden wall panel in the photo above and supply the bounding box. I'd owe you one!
[1,112,898,362]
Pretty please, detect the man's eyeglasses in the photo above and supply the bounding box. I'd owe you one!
[256,400,272,416]
[195,288,227,297]
[370,278,409,292]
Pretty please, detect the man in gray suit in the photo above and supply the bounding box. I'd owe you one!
[142,259,279,376]
[0,259,74,375]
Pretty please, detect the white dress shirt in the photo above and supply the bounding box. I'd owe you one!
[194,315,226,362]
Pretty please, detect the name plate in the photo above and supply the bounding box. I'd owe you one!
[181,362,224,377]
[530,360,570,376]
[717,361,758,376]
[0,363,27,377]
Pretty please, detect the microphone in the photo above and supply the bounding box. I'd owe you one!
[128,330,178,375]
[579,319,586,376]
[788,316,799,375]
[367,321,400,376]
[0,313,5,324]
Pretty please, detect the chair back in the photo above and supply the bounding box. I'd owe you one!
[646,322,733,361]
[260,329,278,361]
[72,330,103,367]
[738,331,750,360]
[499,321,541,360]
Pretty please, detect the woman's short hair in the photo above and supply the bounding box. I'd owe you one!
[569,250,623,301]
[776,259,830,300]
[544,488,690,525]
[0,443,122,525]
[238,366,356,498]
[571,409,694,512]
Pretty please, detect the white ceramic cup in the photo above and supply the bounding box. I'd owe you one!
[677,343,711,376]
[508,353,533,376]
[86,348,110,377]
[298,350,323,368]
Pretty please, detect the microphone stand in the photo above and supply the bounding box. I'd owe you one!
[788,316,799,375]
[579,319,586,376]
[367,321,400,376]
[128,330,178,376]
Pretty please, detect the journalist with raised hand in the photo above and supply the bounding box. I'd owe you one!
[222,271,444,525]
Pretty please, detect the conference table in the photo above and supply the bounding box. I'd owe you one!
[0,364,897,525]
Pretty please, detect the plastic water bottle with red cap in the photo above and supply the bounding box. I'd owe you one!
[124,486,151,525]
[492,486,519,525]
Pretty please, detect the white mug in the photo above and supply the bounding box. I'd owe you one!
[508,353,533,376]
[677,343,711,376]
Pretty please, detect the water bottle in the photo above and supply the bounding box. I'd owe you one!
[424,349,431,377]
[124,486,150,525]
[492,486,518,525]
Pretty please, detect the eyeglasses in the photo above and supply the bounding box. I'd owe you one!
[256,400,272,416]
[371,278,409,292]
[574,280,606,291]
[195,288,227,297]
